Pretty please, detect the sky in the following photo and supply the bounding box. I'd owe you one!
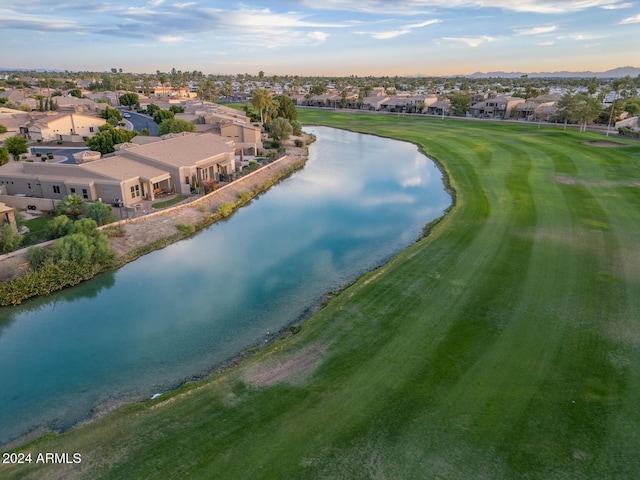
[0,0,638,76]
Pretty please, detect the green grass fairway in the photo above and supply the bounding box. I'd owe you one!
[2,113,640,479]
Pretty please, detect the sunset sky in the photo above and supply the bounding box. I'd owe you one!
[1,0,638,76]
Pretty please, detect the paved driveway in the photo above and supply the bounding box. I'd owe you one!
[30,147,88,164]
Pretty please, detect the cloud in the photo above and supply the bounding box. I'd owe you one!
[308,31,329,42]
[156,35,185,44]
[443,35,499,47]
[601,2,633,8]
[358,18,440,40]
[536,41,555,46]
[619,13,640,23]
[514,25,558,35]
[558,33,610,40]
[0,9,83,32]
[300,0,629,15]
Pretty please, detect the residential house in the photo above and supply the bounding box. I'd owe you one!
[219,121,262,155]
[0,107,31,141]
[426,99,452,116]
[110,132,236,194]
[0,89,37,111]
[22,112,106,142]
[469,95,525,119]
[0,133,237,207]
[362,95,390,111]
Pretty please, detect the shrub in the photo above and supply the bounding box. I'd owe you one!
[0,260,101,306]
[0,224,22,254]
[294,139,304,147]
[48,215,73,239]
[26,246,49,269]
[176,223,195,234]
[197,203,208,213]
[86,200,117,226]
[216,202,235,218]
[104,224,126,237]
[36,152,42,157]
[237,191,252,204]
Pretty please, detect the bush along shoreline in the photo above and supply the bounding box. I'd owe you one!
[0,158,308,307]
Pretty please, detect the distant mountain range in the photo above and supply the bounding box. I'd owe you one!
[463,66,640,79]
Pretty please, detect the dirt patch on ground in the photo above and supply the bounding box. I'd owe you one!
[554,175,578,185]
[243,344,325,387]
[585,141,626,148]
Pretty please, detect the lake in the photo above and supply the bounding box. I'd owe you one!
[0,126,450,446]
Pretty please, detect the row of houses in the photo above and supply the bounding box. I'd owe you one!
[0,133,236,208]
[291,89,563,121]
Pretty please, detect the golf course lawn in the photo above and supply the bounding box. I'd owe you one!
[2,112,639,479]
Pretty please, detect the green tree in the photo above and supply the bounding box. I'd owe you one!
[56,194,86,219]
[146,103,160,117]
[250,88,272,123]
[86,201,117,226]
[168,105,185,114]
[0,224,22,254]
[623,100,640,117]
[100,106,123,125]
[449,92,471,116]
[574,94,602,133]
[119,92,139,109]
[4,135,28,161]
[309,82,327,96]
[270,117,293,141]
[153,109,174,124]
[290,120,302,136]
[158,118,196,135]
[51,220,113,266]
[48,214,73,239]
[52,233,95,264]
[69,88,83,98]
[86,124,138,155]
[556,91,580,128]
[0,146,8,166]
[0,124,7,134]
[273,95,297,120]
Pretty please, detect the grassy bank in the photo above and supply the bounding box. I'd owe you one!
[2,112,639,479]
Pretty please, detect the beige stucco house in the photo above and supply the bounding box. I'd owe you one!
[219,121,262,154]
[470,96,526,119]
[23,113,107,142]
[0,132,237,207]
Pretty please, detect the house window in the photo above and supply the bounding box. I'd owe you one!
[53,186,60,194]
[82,189,88,199]
[70,188,76,194]
[28,183,31,189]
[185,176,190,185]
[89,127,94,133]
[135,185,140,197]
[130,186,136,199]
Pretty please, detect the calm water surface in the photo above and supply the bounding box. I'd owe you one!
[0,127,450,445]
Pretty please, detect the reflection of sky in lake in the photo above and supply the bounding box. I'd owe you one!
[0,126,450,445]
